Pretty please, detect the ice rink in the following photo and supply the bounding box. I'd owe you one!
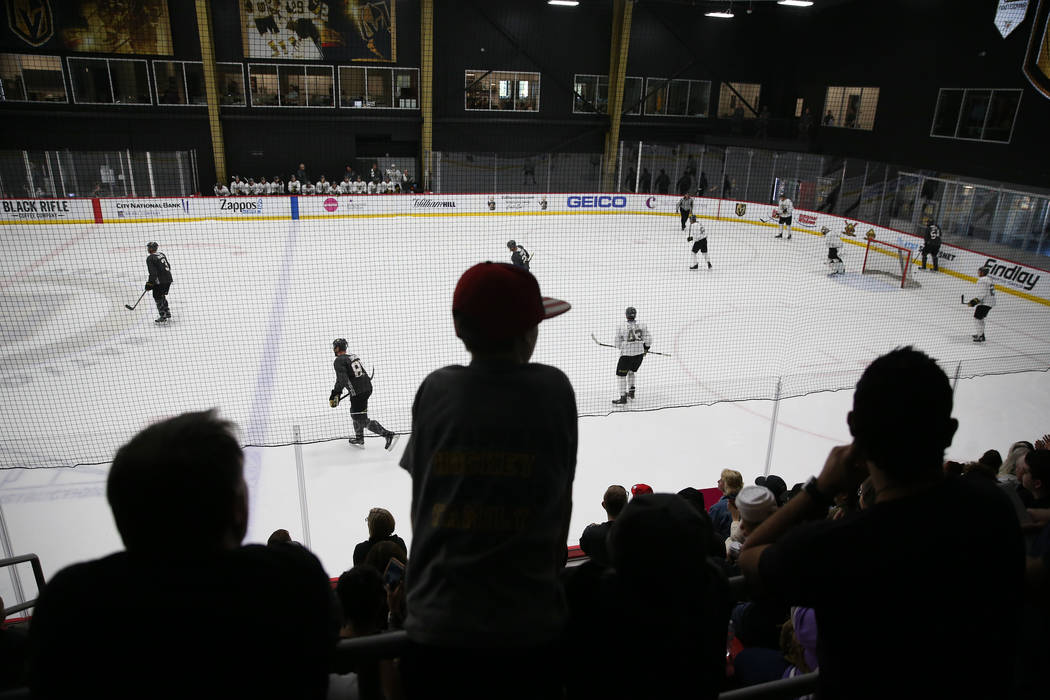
[2,209,1049,588]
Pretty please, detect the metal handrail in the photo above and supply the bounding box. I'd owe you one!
[0,554,46,617]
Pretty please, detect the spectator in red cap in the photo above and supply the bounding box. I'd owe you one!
[631,483,653,497]
[399,262,575,700]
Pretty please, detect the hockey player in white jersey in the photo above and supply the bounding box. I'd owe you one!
[367,180,377,194]
[351,177,367,194]
[271,176,284,194]
[967,266,997,343]
[612,306,652,405]
[316,176,332,194]
[287,175,301,194]
[249,178,264,195]
[260,177,272,194]
[774,194,794,239]
[302,181,317,195]
[689,219,712,269]
[214,182,230,196]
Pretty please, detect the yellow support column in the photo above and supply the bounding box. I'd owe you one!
[196,0,227,186]
[602,0,634,192]
[421,0,434,191]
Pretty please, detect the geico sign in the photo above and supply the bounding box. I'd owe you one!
[566,195,627,209]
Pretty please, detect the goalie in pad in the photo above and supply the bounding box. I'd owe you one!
[822,224,856,275]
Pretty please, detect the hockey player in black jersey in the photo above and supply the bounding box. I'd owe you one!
[144,242,172,323]
[921,220,942,271]
[329,339,398,450]
[507,240,531,271]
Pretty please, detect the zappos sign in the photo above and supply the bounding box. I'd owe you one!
[566,195,628,209]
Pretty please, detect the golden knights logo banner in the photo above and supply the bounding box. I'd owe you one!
[3,0,172,53]
[240,0,397,62]
[6,0,53,47]
[734,203,747,217]
[1024,0,1050,99]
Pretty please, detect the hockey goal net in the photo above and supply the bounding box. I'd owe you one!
[862,238,920,288]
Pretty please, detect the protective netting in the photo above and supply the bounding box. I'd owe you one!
[2,184,1050,469]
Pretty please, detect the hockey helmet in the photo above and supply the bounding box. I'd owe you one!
[625,306,637,321]
[146,241,159,252]
[507,240,517,249]
[332,338,348,352]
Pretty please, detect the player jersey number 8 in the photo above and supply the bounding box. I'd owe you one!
[350,359,365,377]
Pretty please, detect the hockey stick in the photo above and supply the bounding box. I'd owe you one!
[591,334,671,357]
[124,290,148,311]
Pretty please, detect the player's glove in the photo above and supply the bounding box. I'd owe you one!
[144,282,155,290]
[968,298,979,307]
[687,236,693,242]
[329,391,340,408]
[643,344,650,354]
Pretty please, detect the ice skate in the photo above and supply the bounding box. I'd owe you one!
[973,334,986,343]
[348,436,365,448]
[786,234,792,239]
[154,315,168,324]
[690,263,699,270]
[707,261,712,269]
[774,234,783,238]
[627,387,635,400]
[612,394,628,405]
[384,432,400,451]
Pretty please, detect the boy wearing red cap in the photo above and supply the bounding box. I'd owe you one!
[399,262,576,698]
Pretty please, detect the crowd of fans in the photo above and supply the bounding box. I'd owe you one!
[214,161,418,197]
[2,263,1049,699]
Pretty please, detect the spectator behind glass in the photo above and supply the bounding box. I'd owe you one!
[740,347,1024,700]
[579,484,628,566]
[1022,449,1050,509]
[709,468,744,541]
[27,410,338,700]
[398,262,575,700]
[353,507,407,567]
[565,493,732,699]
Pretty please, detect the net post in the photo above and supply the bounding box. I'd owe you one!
[763,377,783,477]
[293,425,311,550]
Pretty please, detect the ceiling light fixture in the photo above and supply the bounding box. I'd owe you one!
[777,1,815,7]
[547,0,580,6]
[706,3,735,19]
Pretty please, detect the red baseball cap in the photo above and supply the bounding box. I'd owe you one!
[631,483,654,496]
[452,262,570,342]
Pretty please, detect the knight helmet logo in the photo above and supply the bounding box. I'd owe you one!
[1023,0,1050,99]
[488,197,495,211]
[7,0,54,47]
[844,222,857,236]
[734,203,747,217]
[539,197,548,210]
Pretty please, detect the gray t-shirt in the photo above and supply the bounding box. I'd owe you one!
[400,359,578,646]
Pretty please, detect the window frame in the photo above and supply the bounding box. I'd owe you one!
[67,56,115,105]
[717,81,763,120]
[0,53,68,103]
[247,62,335,108]
[821,85,879,131]
[929,87,1021,144]
[642,78,711,117]
[107,58,152,105]
[217,62,247,106]
[154,60,191,106]
[463,69,540,112]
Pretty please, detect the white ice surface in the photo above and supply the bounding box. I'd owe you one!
[1,213,1048,598]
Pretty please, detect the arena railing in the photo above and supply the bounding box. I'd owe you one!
[0,554,46,620]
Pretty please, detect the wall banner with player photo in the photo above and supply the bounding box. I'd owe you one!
[1024,0,1050,98]
[239,0,397,62]
[2,0,173,54]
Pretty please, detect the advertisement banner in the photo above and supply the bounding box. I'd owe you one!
[2,0,173,54]
[0,198,94,223]
[238,0,396,63]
